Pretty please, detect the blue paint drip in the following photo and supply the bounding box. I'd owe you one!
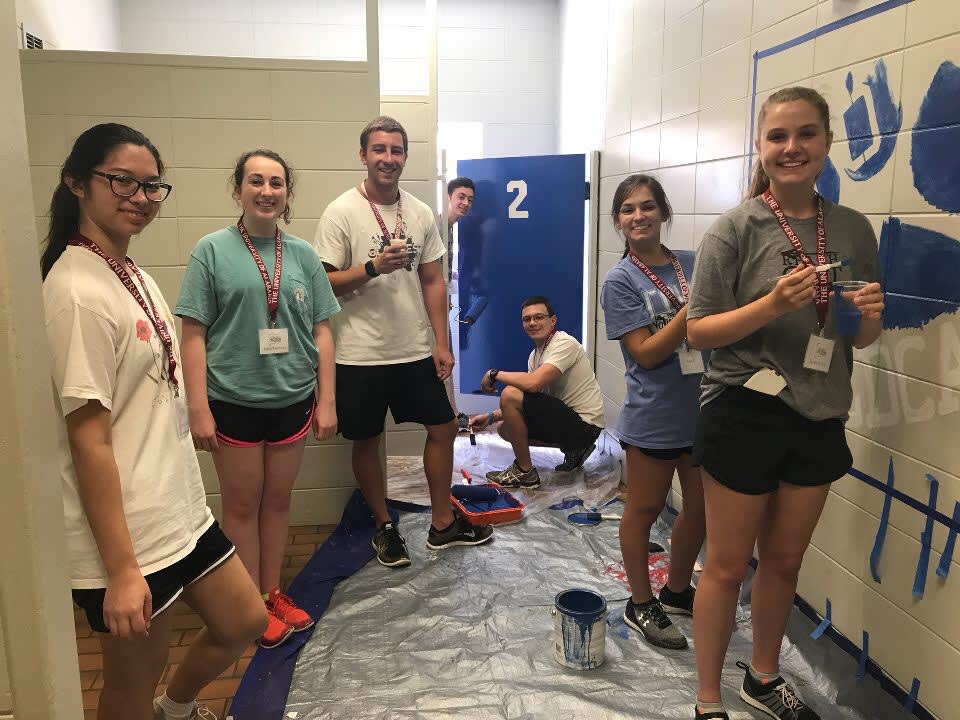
[845,59,901,182]
[912,475,939,598]
[857,630,869,680]
[912,61,960,212]
[869,458,895,583]
[555,589,606,669]
[810,597,832,639]
[878,217,960,329]
[936,502,960,579]
[815,156,840,204]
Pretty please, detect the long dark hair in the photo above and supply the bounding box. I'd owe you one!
[231,149,296,224]
[747,86,832,199]
[41,123,163,279]
[611,174,672,258]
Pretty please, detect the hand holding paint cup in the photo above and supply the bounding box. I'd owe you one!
[832,280,868,335]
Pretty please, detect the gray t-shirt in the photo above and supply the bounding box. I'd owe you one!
[688,196,879,421]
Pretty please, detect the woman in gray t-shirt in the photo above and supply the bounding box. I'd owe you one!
[685,88,885,720]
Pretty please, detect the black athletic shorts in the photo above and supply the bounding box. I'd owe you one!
[209,395,315,447]
[693,385,852,495]
[522,392,603,452]
[620,442,693,461]
[72,521,234,634]
[336,357,454,440]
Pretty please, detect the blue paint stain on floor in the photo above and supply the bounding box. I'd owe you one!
[911,61,960,213]
[878,217,960,329]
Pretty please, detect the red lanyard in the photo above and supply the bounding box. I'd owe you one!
[762,190,828,330]
[359,181,403,241]
[533,330,557,367]
[627,246,689,311]
[236,219,282,324]
[69,235,179,395]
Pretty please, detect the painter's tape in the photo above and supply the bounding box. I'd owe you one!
[810,598,832,639]
[912,475,939,598]
[936,502,960,579]
[857,631,869,680]
[905,678,921,713]
[869,458,895,583]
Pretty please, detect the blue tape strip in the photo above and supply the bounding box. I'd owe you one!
[810,597,832,639]
[913,475,939,597]
[869,458,895,582]
[937,502,960,578]
[849,465,960,534]
[905,677,921,713]
[857,630,869,680]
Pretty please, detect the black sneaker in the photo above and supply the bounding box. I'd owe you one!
[426,513,494,550]
[694,706,729,720]
[372,522,411,567]
[623,598,688,649]
[659,584,695,615]
[554,443,596,471]
[738,661,820,719]
[486,461,541,488]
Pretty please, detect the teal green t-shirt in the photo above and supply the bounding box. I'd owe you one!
[176,226,340,408]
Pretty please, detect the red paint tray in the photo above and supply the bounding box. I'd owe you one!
[450,482,525,525]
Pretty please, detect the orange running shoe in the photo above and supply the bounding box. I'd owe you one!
[258,605,294,648]
[266,587,314,632]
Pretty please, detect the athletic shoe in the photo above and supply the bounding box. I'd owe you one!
[485,461,541,488]
[426,512,494,550]
[372,522,411,568]
[694,706,729,719]
[554,443,596,471]
[659,584,695,616]
[738,661,821,719]
[623,598,688,649]
[258,606,294,648]
[266,587,314,632]
[153,701,218,720]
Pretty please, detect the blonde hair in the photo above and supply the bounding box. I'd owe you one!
[747,87,832,199]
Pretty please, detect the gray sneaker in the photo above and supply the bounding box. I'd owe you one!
[154,700,218,719]
[623,598,688,649]
[485,461,541,488]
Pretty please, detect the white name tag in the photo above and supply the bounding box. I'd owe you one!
[259,327,289,355]
[175,394,190,438]
[743,368,787,396]
[677,345,705,375]
[803,333,835,373]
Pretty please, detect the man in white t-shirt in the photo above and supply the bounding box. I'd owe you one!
[313,116,493,569]
[469,296,605,488]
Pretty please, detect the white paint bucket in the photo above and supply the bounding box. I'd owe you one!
[552,588,608,670]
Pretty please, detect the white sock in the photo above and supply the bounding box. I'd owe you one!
[154,692,196,719]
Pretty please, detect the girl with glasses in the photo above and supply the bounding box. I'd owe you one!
[600,174,706,652]
[176,150,339,648]
[41,123,267,720]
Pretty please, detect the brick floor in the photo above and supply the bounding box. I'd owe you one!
[75,524,335,719]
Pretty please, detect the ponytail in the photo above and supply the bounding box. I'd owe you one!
[747,161,770,199]
[41,184,81,279]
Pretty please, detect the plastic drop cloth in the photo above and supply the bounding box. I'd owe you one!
[283,436,912,720]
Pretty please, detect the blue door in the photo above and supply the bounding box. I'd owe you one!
[455,154,588,395]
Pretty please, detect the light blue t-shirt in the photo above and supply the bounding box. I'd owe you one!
[600,250,704,448]
[176,226,340,408]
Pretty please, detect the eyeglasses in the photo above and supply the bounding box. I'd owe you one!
[521,313,551,324]
[92,171,173,202]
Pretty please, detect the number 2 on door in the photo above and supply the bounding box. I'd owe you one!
[507,180,529,219]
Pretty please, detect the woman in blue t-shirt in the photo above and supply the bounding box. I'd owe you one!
[600,174,706,651]
[176,150,340,648]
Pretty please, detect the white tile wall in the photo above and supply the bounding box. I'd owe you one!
[701,0,752,56]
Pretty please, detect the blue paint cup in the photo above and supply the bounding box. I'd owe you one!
[833,280,868,336]
[552,589,607,670]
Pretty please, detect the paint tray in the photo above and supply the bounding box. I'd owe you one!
[450,483,524,525]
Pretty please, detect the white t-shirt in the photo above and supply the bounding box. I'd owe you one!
[313,187,445,365]
[43,246,213,589]
[528,331,605,428]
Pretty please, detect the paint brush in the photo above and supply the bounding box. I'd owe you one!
[813,258,851,273]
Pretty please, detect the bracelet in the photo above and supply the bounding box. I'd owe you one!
[487,411,496,425]
[364,259,380,278]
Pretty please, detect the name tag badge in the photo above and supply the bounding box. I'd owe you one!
[259,327,289,355]
[743,368,787,396]
[677,344,705,375]
[175,394,190,439]
[803,334,835,374]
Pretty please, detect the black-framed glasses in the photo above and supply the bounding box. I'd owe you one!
[521,313,551,324]
[91,171,173,202]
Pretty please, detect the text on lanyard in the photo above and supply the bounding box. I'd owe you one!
[236,219,283,324]
[359,181,404,242]
[626,246,689,311]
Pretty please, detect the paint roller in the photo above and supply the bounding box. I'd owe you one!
[459,297,488,325]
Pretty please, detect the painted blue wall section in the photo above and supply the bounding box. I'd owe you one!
[911,61,960,213]
[456,154,586,394]
[843,59,901,182]
[816,156,841,204]
[878,218,960,329]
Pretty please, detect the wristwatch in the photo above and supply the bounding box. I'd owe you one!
[488,369,500,383]
[364,259,380,278]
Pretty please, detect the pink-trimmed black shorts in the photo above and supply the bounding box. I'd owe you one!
[209,395,314,447]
